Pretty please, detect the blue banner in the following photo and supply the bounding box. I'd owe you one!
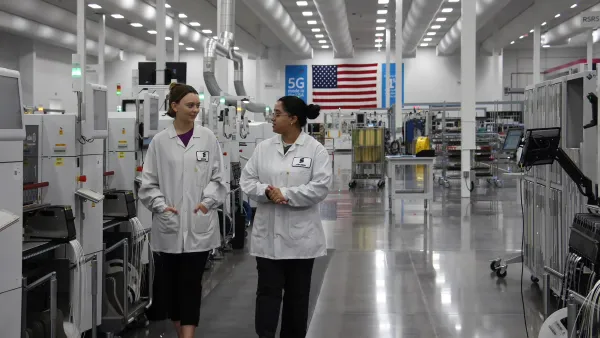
[382,63,404,106]
[285,65,308,102]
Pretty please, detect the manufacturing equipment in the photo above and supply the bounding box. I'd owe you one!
[348,127,386,189]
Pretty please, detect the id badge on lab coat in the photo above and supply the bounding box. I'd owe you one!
[292,157,312,168]
[197,151,209,162]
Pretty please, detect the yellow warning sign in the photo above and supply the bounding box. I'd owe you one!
[118,140,127,144]
[122,128,126,135]
[92,202,96,208]
[118,152,125,159]
[55,158,64,167]
[59,128,63,136]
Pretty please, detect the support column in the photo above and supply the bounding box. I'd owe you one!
[533,25,541,85]
[385,27,391,108]
[76,0,86,91]
[98,14,105,85]
[156,0,167,88]
[174,16,180,62]
[588,30,594,71]
[395,0,403,114]
[460,0,476,199]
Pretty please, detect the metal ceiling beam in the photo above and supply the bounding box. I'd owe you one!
[313,0,354,58]
[402,0,445,55]
[437,0,512,56]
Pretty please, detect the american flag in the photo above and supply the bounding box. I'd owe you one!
[312,63,378,110]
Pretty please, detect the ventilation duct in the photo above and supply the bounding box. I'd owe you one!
[241,0,313,59]
[313,0,353,58]
[0,11,120,60]
[402,0,445,55]
[541,3,600,47]
[437,0,512,56]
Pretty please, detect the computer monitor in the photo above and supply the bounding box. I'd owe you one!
[143,93,160,137]
[84,83,109,139]
[138,62,187,85]
[518,127,561,167]
[502,128,524,151]
[0,67,26,141]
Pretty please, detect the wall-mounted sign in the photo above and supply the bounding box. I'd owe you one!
[285,65,308,102]
[382,63,405,106]
[581,11,600,28]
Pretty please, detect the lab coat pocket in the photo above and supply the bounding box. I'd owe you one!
[252,208,269,238]
[155,211,179,234]
[288,207,313,240]
[287,169,311,187]
[193,209,214,234]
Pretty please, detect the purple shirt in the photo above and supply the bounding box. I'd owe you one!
[178,128,194,147]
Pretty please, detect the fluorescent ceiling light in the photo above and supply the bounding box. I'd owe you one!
[555,13,560,18]
[436,17,447,22]
[130,23,143,27]
[202,29,212,34]
[312,28,321,32]
[519,35,524,39]
[165,37,172,40]
[186,47,195,51]
[233,46,239,50]
[165,4,171,8]
[322,45,330,49]
[510,41,515,44]
[302,11,313,16]
[179,13,187,18]
[377,19,386,23]
[297,1,308,6]
[315,34,324,38]
[530,29,534,33]
[88,4,101,9]
[377,10,388,15]
[420,43,429,47]
[431,25,441,29]
[441,8,453,13]
[375,38,383,42]
[376,26,385,30]
[179,42,184,46]
[111,14,124,19]
[148,30,157,34]
[307,20,317,24]
[543,45,550,48]
[190,22,201,27]
[542,22,547,26]
[213,36,218,39]
[448,0,460,2]
[571,4,577,8]
[319,40,327,43]
[424,38,432,41]
[378,0,389,3]
[375,44,382,48]
[427,32,436,35]
[375,33,384,36]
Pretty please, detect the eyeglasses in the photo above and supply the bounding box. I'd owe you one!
[273,113,289,119]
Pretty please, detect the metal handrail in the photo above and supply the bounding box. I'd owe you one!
[23,272,57,338]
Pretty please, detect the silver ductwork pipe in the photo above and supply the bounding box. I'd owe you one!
[402,0,445,55]
[313,0,353,58]
[219,0,235,51]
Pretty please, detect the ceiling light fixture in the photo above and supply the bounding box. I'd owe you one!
[375,33,384,37]
[377,19,386,23]
[375,44,383,48]
[377,9,388,15]
[233,46,240,50]
[319,40,327,43]
[555,13,560,18]
[376,26,385,30]
[448,0,460,2]
[179,42,184,46]
[543,44,550,48]
[202,29,212,34]
[307,20,317,24]
[312,28,321,32]
[302,11,313,16]
[179,13,187,18]
[530,29,534,33]
[519,35,524,39]
[315,34,324,38]
[165,3,171,8]
[148,30,157,34]
[165,37,172,40]
[378,0,389,4]
[111,14,124,19]
[88,4,101,9]
[130,23,143,27]
[420,43,429,47]
[186,47,195,51]
[571,4,577,8]
[213,36,218,39]
[375,38,383,42]
[297,1,308,6]
[431,25,441,29]
[424,38,432,41]
[436,17,447,22]
[441,8,453,13]
[510,41,515,44]
[190,22,201,27]
[542,22,547,26]
[322,45,330,49]
[427,32,436,35]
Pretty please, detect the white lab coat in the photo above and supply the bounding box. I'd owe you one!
[240,132,332,259]
[139,123,229,254]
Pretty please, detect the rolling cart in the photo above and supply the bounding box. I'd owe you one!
[348,127,386,189]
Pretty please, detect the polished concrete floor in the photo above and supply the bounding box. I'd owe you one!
[122,155,543,338]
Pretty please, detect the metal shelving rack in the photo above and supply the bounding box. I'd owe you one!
[348,127,386,188]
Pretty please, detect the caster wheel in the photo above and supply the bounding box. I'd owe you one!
[490,260,500,271]
[496,267,507,278]
[531,275,539,283]
[377,180,385,188]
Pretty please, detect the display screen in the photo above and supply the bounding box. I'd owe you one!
[0,75,22,130]
[503,129,523,151]
[93,89,108,131]
[149,97,159,130]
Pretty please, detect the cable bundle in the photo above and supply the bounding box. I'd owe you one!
[571,279,600,337]
[129,217,149,302]
[64,239,85,338]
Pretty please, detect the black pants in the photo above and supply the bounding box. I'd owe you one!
[149,251,210,326]
[255,257,315,338]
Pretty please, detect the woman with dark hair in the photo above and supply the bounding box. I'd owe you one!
[139,83,228,338]
[240,96,332,338]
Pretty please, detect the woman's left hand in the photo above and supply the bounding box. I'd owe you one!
[194,203,209,214]
[267,185,288,204]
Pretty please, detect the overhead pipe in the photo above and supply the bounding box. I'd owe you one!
[240,0,313,59]
[313,0,353,58]
[0,11,121,60]
[541,3,600,47]
[437,0,512,56]
[402,0,445,55]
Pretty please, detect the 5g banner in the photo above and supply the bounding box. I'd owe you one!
[285,65,308,102]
